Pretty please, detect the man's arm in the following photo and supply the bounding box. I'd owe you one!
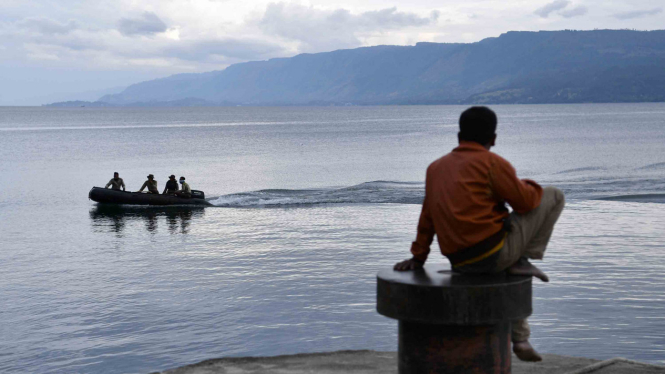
[105,179,112,188]
[395,173,435,271]
[138,181,147,192]
[120,179,126,191]
[490,158,543,213]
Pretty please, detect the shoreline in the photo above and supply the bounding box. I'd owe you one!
[153,350,665,374]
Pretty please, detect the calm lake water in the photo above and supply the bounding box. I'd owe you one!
[1,104,665,373]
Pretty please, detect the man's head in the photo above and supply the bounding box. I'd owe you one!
[114,172,119,179]
[179,176,185,184]
[458,106,497,148]
[147,174,154,180]
[169,175,176,180]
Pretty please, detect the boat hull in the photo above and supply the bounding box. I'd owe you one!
[89,187,212,206]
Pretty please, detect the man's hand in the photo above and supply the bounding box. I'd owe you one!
[394,258,424,271]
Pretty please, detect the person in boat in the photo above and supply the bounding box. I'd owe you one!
[163,175,178,195]
[105,172,126,191]
[394,106,565,362]
[138,174,159,194]
[175,176,192,198]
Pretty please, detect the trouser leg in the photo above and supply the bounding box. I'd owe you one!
[496,186,566,272]
[519,186,566,260]
[512,319,531,342]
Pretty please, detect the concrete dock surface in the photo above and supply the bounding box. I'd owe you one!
[154,350,665,374]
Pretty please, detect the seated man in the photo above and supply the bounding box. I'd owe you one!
[163,175,179,195]
[105,172,125,191]
[175,176,191,198]
[394,106,565,362]
[138,174,159,194]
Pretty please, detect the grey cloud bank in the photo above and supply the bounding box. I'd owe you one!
[534,0,570,18]
[613,8,663,20]
[560,6,588,18]
[533,0,587,19]
[17,17,78,34]
[164,38,287,62]
[258,4,439,52]
[117,12,168,36]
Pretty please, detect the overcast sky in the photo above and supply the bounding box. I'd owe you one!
[1,0,663,105]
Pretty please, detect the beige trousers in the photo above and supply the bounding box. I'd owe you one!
[496,186,565,342]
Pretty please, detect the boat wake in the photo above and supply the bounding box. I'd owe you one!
[210,181,425,207]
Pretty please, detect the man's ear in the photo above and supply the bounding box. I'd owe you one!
[490,134,497,147]
[458,132,462,144]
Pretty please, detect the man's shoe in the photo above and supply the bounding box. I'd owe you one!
[513,340,543,362]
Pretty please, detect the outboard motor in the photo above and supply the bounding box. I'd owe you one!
[191,190,205,199]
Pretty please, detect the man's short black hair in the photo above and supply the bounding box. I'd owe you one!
[459,106,497,145]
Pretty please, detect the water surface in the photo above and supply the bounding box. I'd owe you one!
[1,104,664,373]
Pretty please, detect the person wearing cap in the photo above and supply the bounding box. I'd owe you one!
[394,106,565,362]
[175,176,191,198]
[138,174,159,194]
[163,175,179,195]
[105,172,125,191]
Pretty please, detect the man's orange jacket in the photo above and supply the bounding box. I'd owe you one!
[411,141,543,264]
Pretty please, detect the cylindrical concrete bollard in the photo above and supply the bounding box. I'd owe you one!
[377,265,532,374]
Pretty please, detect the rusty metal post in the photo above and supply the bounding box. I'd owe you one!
[377,265,532,374]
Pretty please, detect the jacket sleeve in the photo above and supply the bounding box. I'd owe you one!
[410,170,435,262]
[105,179,112,188]
[121,179,126,189]
[490,157,543,214]
[139,181,147,191]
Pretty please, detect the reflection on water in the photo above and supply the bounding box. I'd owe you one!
[89,205,205,235]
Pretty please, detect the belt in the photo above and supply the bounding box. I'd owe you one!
[447,228,506,267]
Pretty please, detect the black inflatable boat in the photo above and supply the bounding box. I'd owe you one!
[89,187,213,206]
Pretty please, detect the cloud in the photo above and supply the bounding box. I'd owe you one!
[117,12,167,36]
[560,6,588,18]
[357,7,439,29]
[16,17,78,34]
[534,0,570,18]
[164,38,287,61]
[613,8,662,20]
[257,3,439,52]
[534,1,588,19]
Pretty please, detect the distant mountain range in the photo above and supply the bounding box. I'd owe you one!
[47,29,665,107]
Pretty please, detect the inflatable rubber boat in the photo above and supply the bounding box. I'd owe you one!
[89,187,213,206]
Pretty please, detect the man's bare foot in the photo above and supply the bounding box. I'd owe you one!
[507,257,549,282]
[513,340,543,362]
